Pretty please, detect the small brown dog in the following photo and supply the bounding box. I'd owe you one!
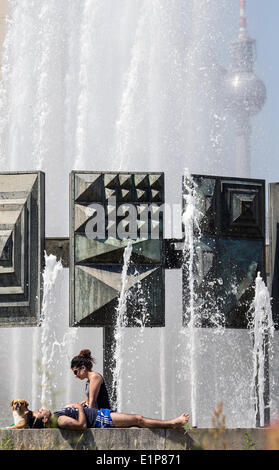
[10,399,30,429]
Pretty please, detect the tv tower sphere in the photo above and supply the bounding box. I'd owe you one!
[225,37,266,118]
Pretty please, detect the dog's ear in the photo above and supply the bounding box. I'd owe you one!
[10,400,14,407]
[24,401,29,407]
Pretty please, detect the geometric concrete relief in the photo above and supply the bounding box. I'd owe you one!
[182,175,265,328]
[70,171,164,327]
[0,172,45,326]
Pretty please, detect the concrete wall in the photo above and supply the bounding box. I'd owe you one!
[0,428,269,451]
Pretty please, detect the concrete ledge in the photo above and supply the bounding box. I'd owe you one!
[0,428,268,450]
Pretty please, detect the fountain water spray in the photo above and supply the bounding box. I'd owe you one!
[182,170,203,427]
[120,268,152,412]
[0,0,271,428]
[111,240,133,411]
[247,272,274,427]
[32,253,78,409]
[182,170,227,427]
[40,254,64,407]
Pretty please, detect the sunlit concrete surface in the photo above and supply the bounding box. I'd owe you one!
[0,428,268,450]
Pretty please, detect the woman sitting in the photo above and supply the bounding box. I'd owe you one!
[70,349,111,409]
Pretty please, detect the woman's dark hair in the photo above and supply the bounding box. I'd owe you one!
[71,348,96,371]
[27,411,46,429]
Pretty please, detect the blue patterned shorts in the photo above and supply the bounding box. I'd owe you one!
[94,408,114,428]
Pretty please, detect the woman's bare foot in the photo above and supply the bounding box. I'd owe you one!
[171,413,190,429]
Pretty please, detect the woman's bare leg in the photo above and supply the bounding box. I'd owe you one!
[110,412,189,429]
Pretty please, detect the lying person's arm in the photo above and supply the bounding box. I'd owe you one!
[64,401,87,408]
[57,403,87,431]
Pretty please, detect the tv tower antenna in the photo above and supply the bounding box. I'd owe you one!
[225,0,266,177]
[239,0,247,39]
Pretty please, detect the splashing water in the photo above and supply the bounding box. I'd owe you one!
[40,254,64,407]
[120,268,152,412]
[247,272,274,427]
[182,171,203,427]
[182,170,227,427]
[112,241,133,411]
[33,253,78,410]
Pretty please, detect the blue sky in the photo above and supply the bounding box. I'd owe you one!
[245,0,279,183]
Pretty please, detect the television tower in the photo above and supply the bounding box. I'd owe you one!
[225,0,266,177]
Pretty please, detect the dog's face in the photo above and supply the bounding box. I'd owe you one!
[10,399,29,412]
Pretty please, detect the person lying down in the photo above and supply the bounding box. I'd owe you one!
[28,402,190,430]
